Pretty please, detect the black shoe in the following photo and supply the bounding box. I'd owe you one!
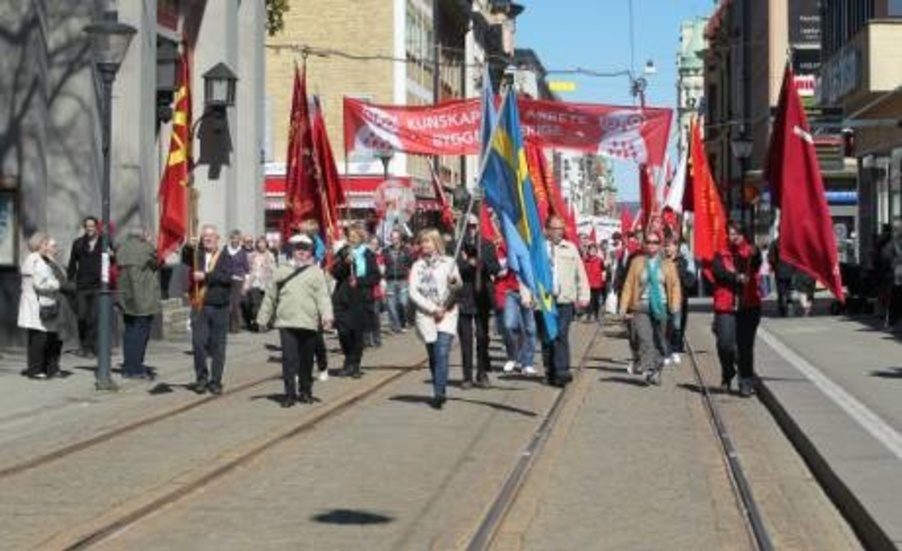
[430,395,446,409]
[351,365,362,379]
[281,395,296,408]
[474,376,490,389]
[208,383,223,396]
[191,381,209,394]
[460,380,474,390]
[298,392,314,404]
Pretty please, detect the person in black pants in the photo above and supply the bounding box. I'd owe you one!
[184,224,235,395]
[67,216,104,357]
[456,215,500,388]
[331,227,379,378]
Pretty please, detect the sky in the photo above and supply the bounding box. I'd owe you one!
[516,0,716,202]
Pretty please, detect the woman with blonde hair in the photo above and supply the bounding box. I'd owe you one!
[409,228,462,409]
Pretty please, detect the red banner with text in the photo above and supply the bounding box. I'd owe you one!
[344,97,672,168]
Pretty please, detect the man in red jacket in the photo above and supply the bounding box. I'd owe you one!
[582,243,605,322]
[711,222,762,397]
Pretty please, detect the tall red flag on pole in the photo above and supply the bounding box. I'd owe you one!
[157,46,191,260]
[765,64,844,302]
[690,117,727,267]
[310,96,345,243]
[620,207,634,236]
[639,164,658,229]
[282,63,316,238]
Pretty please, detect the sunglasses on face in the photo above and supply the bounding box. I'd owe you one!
[646,240,661,245]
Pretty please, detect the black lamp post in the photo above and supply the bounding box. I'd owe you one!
[731,135,753,234]
[373,144,393,180]
[84,8,136,391]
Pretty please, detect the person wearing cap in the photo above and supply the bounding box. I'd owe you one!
[331,225,379,378]
[456,212,500,388]
[257,234,333,407]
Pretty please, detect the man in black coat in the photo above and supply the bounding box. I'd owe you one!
[457,214,501,388]
[67,216,104,357]
[184,224,235,395]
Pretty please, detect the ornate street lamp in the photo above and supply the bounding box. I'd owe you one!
[84,8,136,392]
[202,62,238,111]
[373,144,394,180]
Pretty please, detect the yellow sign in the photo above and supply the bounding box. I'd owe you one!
[548,81,577,92]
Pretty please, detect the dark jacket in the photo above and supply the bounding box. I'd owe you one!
[768,240,795,281]
[383,244,415,281]
[456,238,500,315]
[67,234,104,290]
[331,246,380,329]
[183,245,235,308]
[115,235,161,316]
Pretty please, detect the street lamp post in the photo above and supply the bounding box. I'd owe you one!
[84,9,136,391]
[731,135,753,235]
[373,145,394,180]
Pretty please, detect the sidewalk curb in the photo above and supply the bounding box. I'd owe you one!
[756,329,896,551]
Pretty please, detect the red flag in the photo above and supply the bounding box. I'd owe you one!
[690,117,727,264]
[525,142,551,225]
[310,96,344,243]
[282,63,316,238]
[620,208,634,236]
[157,46,191,260]
[766,65,844,302]
[639,164,658,229]
[427,162,455,231]
[479,202,499,243]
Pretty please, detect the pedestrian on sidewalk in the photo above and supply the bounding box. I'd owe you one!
[456,214,500,388]
[539,216,591,388]
[409,228,461,409]
[243,236,276,332]
[67,216,104,358]
[583,243,605,323]
[619,230,682,385]
[331,225,379,379]
[115,228,161,380]
[257,234,333,407]
[299,219,330,381]
[185,224,235,395]
[880,217,902,329]
[19,233,72,379]
[364,235,385,348]
[663,234,696,364]
[494,245,523,374]
[712,222,763,397]
[225,230,250,333]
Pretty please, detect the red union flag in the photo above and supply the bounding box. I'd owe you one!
[157,45,191,260]
[690,117,727,265]
[344,97,672,168]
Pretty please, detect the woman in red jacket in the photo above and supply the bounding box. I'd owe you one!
[711,222,763,397]
[582,243,605,322]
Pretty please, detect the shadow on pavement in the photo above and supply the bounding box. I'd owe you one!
[312,508,394,525]
[600,375,648,388]
[676,382,731,396]
[388,394,537,417]
[870,367,902,379]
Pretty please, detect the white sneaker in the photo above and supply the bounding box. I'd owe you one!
[671,353,682,365]
[663,357,673,367]
[318,370,329,382]
[626,361,635,375]
[503,360,516,373]
[522,365,537,376]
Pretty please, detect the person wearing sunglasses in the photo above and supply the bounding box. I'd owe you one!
[618,231,682,385]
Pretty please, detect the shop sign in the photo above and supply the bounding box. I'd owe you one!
[818,46,860,104]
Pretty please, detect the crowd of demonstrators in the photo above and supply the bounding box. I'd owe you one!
[409,228,462,409]
[256,234,333,407]
[456,214,500,388]
[19,233,74,379]
[618,231,682,386]
[115,228,161,380]
[539,216,591,388]
[712,222,763,397]
[67,216,105,358]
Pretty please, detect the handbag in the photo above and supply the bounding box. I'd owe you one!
[39,299,60,322]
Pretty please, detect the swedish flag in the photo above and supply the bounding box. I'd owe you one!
[480,91,558,340]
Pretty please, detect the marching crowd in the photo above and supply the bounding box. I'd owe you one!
[16,213,902,408]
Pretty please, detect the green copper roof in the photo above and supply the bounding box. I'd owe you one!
[678,18,708,71]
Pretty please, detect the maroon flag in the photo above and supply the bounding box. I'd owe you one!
[765,65,844,302]
[310,96,344,243]
[639,165,657,229]
[282,63,315,238]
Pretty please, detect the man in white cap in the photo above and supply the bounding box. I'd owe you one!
[457,212,500,387]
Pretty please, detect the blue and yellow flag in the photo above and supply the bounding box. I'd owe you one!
[480,91,558,340]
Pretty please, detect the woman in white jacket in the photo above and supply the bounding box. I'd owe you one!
[18,234,64,379]
[409,228,461,409]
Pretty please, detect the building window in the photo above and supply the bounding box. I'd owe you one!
[890,0,902,16]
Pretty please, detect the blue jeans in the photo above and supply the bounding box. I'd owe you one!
[503,292,536,367]
[122,314,153,376]
[384,280,409,332]
[426,332,454,398]
[495,309,516,362]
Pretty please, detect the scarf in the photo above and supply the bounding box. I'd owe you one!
[351,244,368,277]
[646,255,667,321]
